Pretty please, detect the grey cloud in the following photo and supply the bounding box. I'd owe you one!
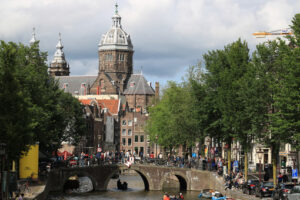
[1,0,299,83]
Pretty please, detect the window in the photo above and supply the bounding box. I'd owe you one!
[122,129,126,136]
[140,135,144,142]
[134,147,138,154]
[134,117,137,123]
[135,135,138,142]
[122,138,126,146]
[128,138,132,146]
[105,53,113,61]
[140,147,144,154]
[128,129,132,136]
[119,54,124,61]
[128,120,132,126]
[122,120,126,126]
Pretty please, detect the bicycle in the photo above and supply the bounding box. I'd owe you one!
[19,180,31,193]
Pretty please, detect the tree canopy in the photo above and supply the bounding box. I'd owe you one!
[0,41,85,162]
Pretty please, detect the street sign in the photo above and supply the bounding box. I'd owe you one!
[97,147,102,152]
[292,169,298,179]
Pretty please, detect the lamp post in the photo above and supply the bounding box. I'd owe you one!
[155,135,158,158]
[257,148,264,184]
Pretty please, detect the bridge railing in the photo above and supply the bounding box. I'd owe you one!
[47,156,219,173]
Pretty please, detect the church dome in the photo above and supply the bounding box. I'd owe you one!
[98,4,133,51]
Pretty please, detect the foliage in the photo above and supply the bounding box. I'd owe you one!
[0,41,85,162]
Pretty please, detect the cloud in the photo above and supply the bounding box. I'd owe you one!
[0,0,299,86]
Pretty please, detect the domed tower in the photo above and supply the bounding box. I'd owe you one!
[49,33,70,76]
[91,3,133,95]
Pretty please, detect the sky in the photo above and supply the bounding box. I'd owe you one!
[0,0,299,87]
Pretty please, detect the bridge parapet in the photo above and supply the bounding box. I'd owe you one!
[44,164,213,194]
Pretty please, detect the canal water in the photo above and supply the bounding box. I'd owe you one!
[48,173,202,200]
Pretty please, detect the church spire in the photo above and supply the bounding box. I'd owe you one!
[49,33,70,76]
[53,32,65,61]
[29,27,36,45]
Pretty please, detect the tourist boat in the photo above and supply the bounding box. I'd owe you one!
[198,189,228,200]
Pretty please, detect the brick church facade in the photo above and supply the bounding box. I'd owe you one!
[45,4,159,156]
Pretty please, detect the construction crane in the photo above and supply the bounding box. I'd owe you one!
[253,28,293,38]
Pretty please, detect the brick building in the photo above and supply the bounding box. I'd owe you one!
[49,4,159,155]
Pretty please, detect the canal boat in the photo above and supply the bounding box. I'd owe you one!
[198,189,227,199]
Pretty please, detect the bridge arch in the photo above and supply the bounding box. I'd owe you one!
[63,171,97,192]
[118,166,153,191]
[160,171,189,191]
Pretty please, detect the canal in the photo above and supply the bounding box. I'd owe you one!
[48,171,201,200]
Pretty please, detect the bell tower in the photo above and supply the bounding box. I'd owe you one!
[91,3,133,95]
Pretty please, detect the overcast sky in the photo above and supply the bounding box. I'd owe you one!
[1,0,299,86]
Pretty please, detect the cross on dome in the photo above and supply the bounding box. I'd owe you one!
[112,2,121,28]
[115,2,118,14]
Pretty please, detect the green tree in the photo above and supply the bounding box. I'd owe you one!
[0,41,85,163]
[203,39,251,174]
[0,41,35,162]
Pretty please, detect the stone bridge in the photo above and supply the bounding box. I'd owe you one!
[44,164,213,193]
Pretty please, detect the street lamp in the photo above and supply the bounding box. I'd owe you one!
[257,148,264,184]
[155,135,158,158]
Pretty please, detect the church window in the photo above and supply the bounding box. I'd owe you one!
[140,135,144,143]
[122,138,126,146]
[105,53,113,61]
[135,135,138,142]
[119,54,124,61]
[122,129,126,136]
[100,79,104,86]
[128,120,132,126]
[122,120,126,126]
[128,129,132,136]
[128,138,132,146]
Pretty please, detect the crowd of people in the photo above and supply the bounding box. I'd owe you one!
[163,192,184,200]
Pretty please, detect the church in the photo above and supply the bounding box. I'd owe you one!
[39,4,159,156]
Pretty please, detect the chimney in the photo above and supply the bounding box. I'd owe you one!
[155,82,159,104]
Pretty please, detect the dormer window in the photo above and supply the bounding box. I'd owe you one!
[130,82,135,87]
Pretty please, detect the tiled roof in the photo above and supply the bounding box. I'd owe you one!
[123,74,155,95]
[55,76,97,96]
[79,99,120,115]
